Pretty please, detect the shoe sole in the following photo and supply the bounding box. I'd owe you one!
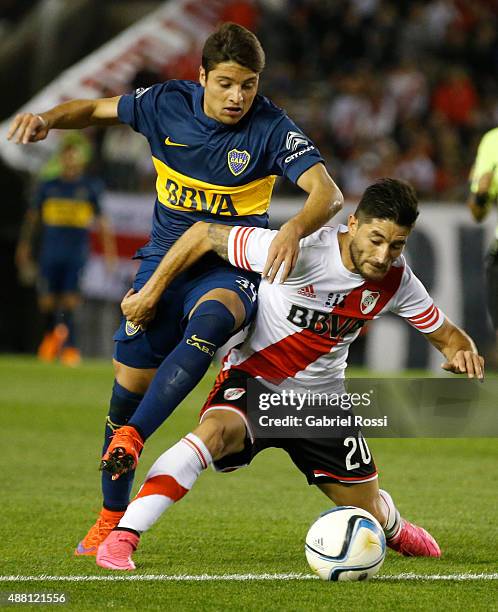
[100,448,136,478]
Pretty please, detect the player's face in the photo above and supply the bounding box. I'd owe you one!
[60,147,85,179]
[199,62,259,125]
[348,216,411,281]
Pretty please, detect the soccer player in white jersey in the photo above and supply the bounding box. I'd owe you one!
[96,179,484,570]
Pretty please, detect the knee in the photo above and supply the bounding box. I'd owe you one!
[113,359,155,395]
[190,298,239,333]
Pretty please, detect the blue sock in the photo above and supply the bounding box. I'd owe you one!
[102,381,144,511]
[128,300,235,439]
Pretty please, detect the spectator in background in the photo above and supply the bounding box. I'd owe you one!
[328,72,367,150]
[422,0,459,46]
[252,0,498,202]
[15,141,117,365]
[356,77,397,142]
[432,67,478,128]
[387,57,428,121]
[395,130,436,197]
[94,0,498,203]
[221,0,260,30]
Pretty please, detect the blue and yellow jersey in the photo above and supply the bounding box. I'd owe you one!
[33,176,102,261]
[117,80,323,255]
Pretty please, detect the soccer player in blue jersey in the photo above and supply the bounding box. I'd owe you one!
[15,141,116,365]
[8,23,343,554]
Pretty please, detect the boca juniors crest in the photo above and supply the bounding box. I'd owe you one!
[360,289,381,315]
[125,320,141,336]
[228,149,250,176]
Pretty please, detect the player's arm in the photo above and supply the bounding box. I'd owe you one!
[468,130,498,222]
[6,97,122,145]
[263,163,343,283]
[392,264,484,380]
[426,318,484,380]
[467,169,494,222]
[121,222,233,326]
[15,208,39,269]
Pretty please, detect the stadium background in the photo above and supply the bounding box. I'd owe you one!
[0,0,496,369]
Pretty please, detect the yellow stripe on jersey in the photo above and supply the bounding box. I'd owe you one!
[152,156,276,216]
[41,198,95,228]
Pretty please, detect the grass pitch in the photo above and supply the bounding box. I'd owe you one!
[0,356,497,611]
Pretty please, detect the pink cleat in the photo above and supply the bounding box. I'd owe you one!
[388,519,441,557]
[96,530,140,570]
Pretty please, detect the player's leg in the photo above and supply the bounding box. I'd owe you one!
[77,260,193,554]
[96,409,246,570]
[317,480,394,539]
[36,293,60,361]
[317,481,441,557]
[76,368,151,554]
[37,258,67,361]
[102,271,256,476]
[57,258,86,365]
[58,291,82,366]
[124,288,245,439]
[284,424,441,559]
[75,361,156,556]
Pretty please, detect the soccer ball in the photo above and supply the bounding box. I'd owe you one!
[305,506,386,581]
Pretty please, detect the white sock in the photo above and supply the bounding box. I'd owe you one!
[119,433,212,533]
[379,489,401,540]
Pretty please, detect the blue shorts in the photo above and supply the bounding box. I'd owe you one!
[38,256,85,294]
[114,254,260,369]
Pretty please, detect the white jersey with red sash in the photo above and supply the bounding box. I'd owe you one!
[225,224,444,392]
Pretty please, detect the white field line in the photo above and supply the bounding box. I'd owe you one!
[0,573,497,582]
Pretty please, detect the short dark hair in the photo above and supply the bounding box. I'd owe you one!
[202,22,265,75]
[355,178,419,227]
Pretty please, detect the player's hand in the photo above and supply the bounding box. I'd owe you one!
[477,171,493,193]
[441,350,485,381]
[15,243,37,285]
[7,113,49,144]
[15,242,32,269]
[121,288,157,327]
[262,222,301,284]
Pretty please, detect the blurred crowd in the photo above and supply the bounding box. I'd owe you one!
[0,0,35,35]
[257,0,498,200]
[70,0,498,201]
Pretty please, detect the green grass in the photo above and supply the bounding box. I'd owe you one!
[0,356,497,610]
